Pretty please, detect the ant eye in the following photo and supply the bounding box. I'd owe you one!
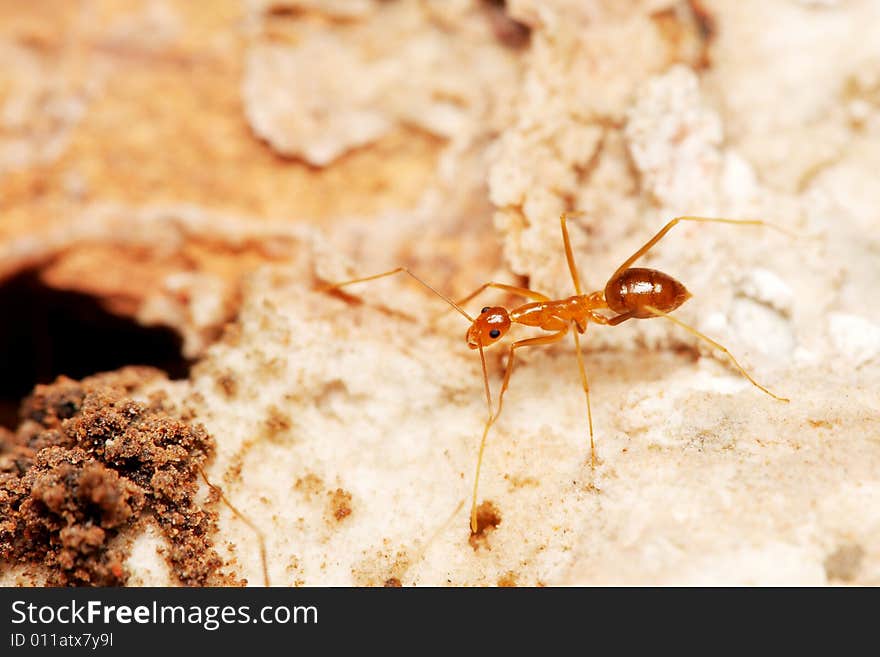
[489,329,501,339]
[481,307,490,314]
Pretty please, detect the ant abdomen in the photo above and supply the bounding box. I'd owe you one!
[604,267,691,318]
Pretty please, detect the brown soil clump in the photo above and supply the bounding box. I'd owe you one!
[468,501,502,551]
[0,368,238,586]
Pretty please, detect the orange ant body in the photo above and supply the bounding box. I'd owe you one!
[324,215,790,534]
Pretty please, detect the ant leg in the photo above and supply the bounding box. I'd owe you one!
[571,328,597,467]
[404,498,465,581]
[470,329,568,534]
[495,328,569,424]
[455,282,550,309]
[320,266,473,321]
[607,311,636,326]
[611,216,793,281]
[198,467,270,587]
[644,305,790,402]
[560,212,585,295]
[433,282,549,324]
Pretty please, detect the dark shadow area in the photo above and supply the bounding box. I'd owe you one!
[0,269,190,429]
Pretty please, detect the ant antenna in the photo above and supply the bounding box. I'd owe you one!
[320,267,474,322]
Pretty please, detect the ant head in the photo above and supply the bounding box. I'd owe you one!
[466,306,511,349]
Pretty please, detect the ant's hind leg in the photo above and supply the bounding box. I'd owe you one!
[644,305,790,402]
[610,217,792,281]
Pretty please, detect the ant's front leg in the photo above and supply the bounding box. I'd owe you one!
[470,329,568,534]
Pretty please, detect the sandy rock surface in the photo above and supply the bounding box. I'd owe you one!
[1,0,878,586]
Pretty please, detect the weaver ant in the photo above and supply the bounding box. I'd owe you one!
[323,214,790,534]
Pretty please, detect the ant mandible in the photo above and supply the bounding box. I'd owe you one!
[323,214,790,534]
